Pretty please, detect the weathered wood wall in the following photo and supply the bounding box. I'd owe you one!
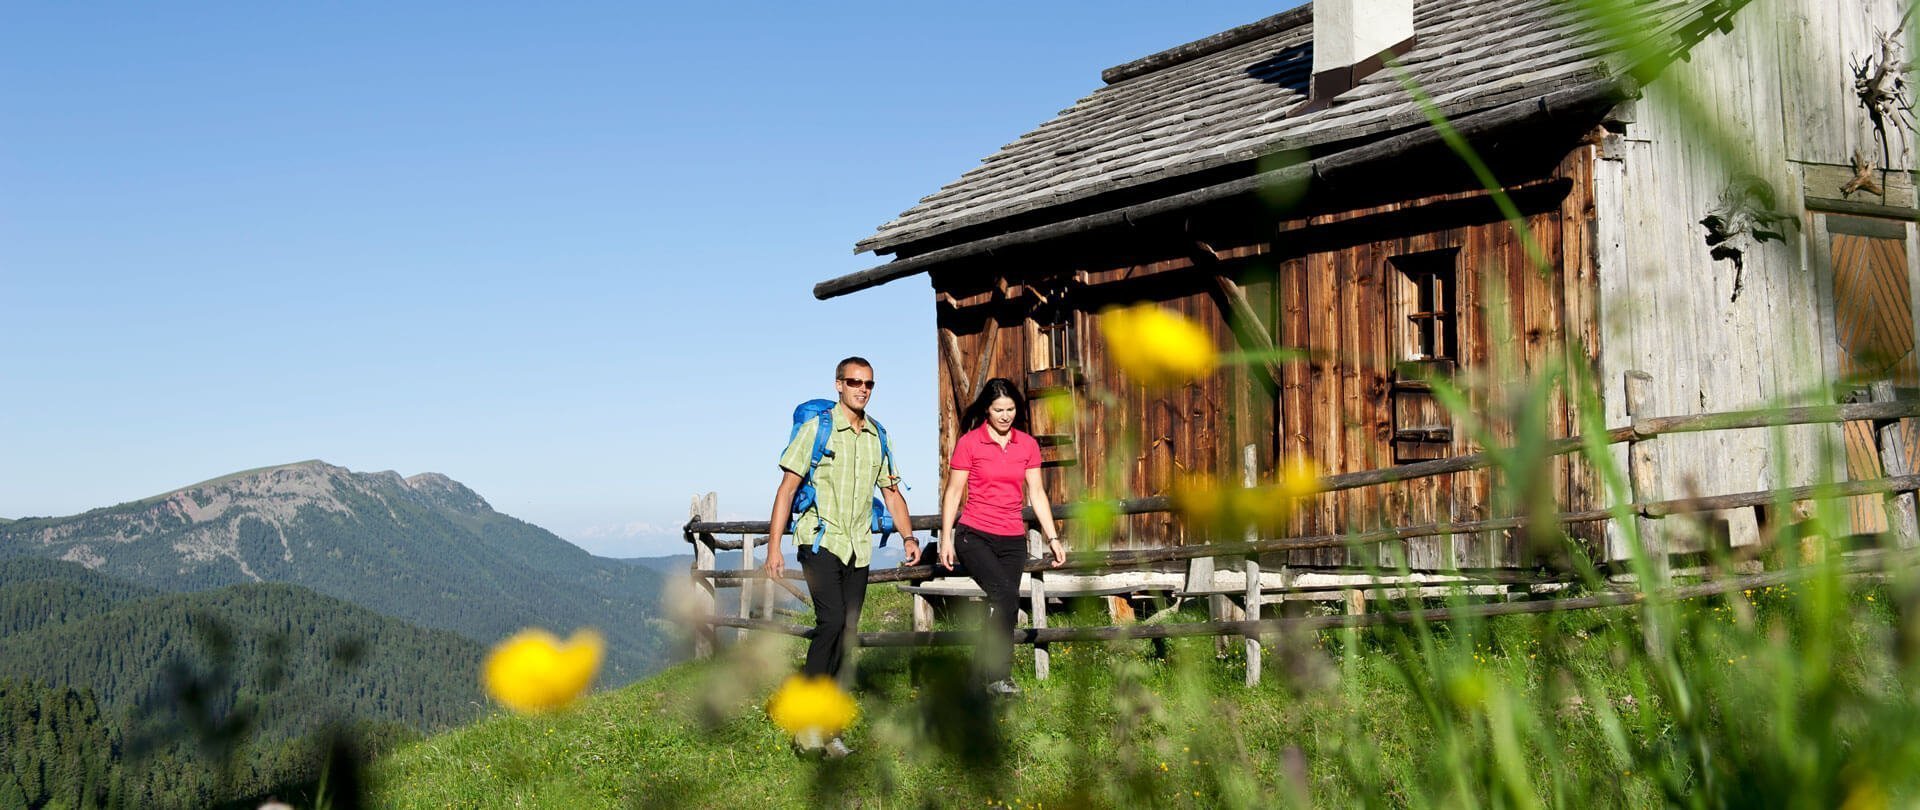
[931,148,1603,568]
[1594,0,1916,551]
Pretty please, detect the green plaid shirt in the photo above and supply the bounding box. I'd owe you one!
[780,404,901,567]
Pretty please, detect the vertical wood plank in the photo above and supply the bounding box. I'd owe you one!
[1242,444,1262,687]
[1625,372,1667,583]
[1028,529,1050,680]
[1873,381,1920,548]
[690,492,718,658]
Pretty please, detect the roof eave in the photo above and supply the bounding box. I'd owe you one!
[814,76,1629,301]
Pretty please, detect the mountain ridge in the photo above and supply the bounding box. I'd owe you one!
[0,461,671,683]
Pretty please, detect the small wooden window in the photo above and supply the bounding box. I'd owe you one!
[1391,250,1459,362]
[1034,319,1077,371]
[1388,249,1461,463]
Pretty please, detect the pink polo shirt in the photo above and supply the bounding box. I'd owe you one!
[949,425,1042,537]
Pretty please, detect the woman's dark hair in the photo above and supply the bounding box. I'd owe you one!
[961,377,1029,434]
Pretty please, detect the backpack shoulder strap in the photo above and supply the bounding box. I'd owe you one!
[810,408,835,471]
[867,415,892,465]
[806,408,834,552]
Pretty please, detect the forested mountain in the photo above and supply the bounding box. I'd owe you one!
[0,559,487,808]
[0,560,483,729]
[621,553,694,575]
[0,461,670,683]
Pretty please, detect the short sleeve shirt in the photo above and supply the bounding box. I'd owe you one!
[779,404,900,567]
[948,425,1042,537]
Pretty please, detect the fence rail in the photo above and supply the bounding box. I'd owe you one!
[680,377,1920,682]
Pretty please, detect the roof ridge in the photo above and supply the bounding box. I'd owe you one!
[1100,4,1313,85]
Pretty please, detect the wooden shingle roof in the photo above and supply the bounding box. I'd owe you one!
[851,0,1734,263]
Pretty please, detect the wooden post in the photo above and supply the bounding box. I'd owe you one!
[1028,529,1051,681]
[912,591,934,632]
[1624,371,1668,584]
[1186,555,1234,656]
[1873,381,1919,549]
[1242,444,1263,687]
[689,492,718,658]
[1344,588,1368,615]
[737,512,755,641]
[912,529,936,631]
[758,536,778,620]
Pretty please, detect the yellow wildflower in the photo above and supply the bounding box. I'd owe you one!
[1100,303,1217,388]
[1174,454,1320,536]
[482,628,604,713]
[1173,474,1228,533]
[767,675,859,739]
[1277,454,1322,501]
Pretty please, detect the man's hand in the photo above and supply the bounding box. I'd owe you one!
[900,537,922,566]
[763,547,786,579]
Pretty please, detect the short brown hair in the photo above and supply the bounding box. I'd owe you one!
[835,356,872,378]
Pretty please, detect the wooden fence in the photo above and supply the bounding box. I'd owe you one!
[683,378,1920,685]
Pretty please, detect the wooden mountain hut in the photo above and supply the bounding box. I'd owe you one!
[818,0,1920,571]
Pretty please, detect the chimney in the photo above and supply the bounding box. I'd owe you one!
[1296,0,1417,114]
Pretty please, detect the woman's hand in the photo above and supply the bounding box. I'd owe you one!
[938,536,957,570]
[1047,537,1066,567]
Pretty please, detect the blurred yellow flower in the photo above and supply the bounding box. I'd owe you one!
[1277,454,1322,501]
[767,674,858,738]
[1173,454,1320,536]
[1100,304,1217,388]
[1040,393,1076,425]
[482,628,604,714]
[1172,474,1227,533]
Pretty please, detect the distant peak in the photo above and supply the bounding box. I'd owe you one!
[401,471,493,513]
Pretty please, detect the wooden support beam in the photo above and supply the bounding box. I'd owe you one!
[941,330,972,403]
[971,314,1002,403]
[1213,274,1287,396]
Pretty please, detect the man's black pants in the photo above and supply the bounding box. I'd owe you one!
[954,524,1029,684]
[798,546,870,679]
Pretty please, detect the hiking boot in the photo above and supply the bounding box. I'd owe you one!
[791,730,825,759]
[823,736,854,759]
[985,678,1022,698]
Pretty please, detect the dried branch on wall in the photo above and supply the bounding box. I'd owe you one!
[1699,175,1792,302]
[1850,21,1915,194]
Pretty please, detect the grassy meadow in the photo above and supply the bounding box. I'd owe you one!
[371,558,1920,808]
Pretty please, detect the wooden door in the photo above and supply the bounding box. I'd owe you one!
[1827,214,1917,534]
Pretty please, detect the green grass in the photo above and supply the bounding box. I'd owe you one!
[370,569,1920,808]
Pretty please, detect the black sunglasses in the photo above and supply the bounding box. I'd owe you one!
[840,377,875,389]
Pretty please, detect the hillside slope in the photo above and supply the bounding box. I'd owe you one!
[0,461,669,682]
[0,559,486,736]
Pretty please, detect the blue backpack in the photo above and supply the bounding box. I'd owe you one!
[788,399,900,552]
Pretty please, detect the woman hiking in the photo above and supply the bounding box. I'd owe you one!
[937,377,1066,696]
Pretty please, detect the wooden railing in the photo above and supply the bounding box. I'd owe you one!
[681,377,1920,684]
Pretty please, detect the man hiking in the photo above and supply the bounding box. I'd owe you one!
[765,356,919,757]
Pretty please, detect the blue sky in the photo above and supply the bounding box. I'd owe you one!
[1,1,1292,557]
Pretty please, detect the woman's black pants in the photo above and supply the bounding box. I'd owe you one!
[953,524,1029,683]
